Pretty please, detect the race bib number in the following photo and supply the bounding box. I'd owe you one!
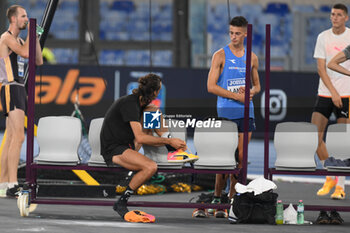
[18,56,25,77]
[227,78,245,93]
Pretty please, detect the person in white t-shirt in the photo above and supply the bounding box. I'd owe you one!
[312,3,350,200]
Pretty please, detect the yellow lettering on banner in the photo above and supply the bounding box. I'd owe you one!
[70,77,106,105]
[35,76,62,104]
[56,69,79,105]
[1,69,106,113]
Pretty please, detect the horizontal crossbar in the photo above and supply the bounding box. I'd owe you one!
[31,164,241,174]
[269,168,350,176]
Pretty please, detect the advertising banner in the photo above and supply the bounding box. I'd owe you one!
[0,65,320,138]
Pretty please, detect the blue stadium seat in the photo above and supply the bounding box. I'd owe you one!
[99,50,125,65]
[292,4,315,13]
[111,0,135,13]
[209,33,228,55]
[59,0,79,11]
[34,0,47,9]
[131,32,149,41]
[256,14,282,37]
[207,15,228,34]
[105,31,130,40]
[284,14,293,42]
[126,50,150,66]
[152,51,172,67]
[307,17,331,35]
[265,3,290,16]
[319,5,332,13]
[240,4,263,25]
[52,48,78,64]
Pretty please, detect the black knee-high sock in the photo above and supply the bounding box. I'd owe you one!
[114,186,134,218]
[120,186,134,202]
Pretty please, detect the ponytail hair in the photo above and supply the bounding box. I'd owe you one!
[132,73,162,105]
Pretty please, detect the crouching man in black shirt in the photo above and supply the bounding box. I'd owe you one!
[100,73,186,220]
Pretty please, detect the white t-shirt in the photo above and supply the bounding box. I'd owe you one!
[313,27,350,97]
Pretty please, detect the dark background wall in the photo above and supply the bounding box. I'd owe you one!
[0,65,323,138]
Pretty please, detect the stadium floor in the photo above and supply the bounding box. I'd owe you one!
[1,181,350,233]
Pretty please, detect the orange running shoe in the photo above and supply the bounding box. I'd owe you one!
[192,208,209,218]
[331,186,346,200]
[167,150,199,163]
[124,210,156,223]
[214,209,228,218]
[317,177,337,196]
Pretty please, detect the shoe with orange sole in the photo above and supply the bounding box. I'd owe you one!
[317,177,337,196]
[331,186,346,200]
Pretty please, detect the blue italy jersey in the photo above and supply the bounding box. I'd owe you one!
[217,45,254,119]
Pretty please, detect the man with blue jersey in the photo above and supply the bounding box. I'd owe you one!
[193,16,260,218]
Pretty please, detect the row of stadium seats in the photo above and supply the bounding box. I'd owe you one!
[50,49,172,67]
[99,50,172,67]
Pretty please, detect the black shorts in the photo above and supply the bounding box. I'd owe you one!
[0,84,27,116]
[102,143,135,166]
[313,96,349,119]
[230,118,256,133]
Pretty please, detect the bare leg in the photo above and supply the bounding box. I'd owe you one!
[112,149,158,218]
[0,119,10,183]
[311,112,329,160]
[112,149,157,190]
[214,174,228,197]
[5,109,25,183]
[228,132,252,199]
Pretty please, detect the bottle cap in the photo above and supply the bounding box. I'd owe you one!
[277,200,282,203]
[299,200,303,202]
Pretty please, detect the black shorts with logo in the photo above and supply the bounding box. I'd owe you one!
[0,84,27,116]
[313,96,349,119]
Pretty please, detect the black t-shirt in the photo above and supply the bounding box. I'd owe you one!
[100,94,143,156]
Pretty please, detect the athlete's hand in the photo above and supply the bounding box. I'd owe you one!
[238,86,245,94]
[235,92,245,103]
[249,92,254,101]
[169,138,187,150]
[331,91,343,108]
[237,87,254,102]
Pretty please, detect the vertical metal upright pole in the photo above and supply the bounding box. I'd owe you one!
[26,19,36,186]
[264,24,271,179]
[241,24,252,185]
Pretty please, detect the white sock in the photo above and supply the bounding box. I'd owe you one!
[7,182,18,189]
[337,176,345,189]
[0,182,8,189]
[320,160,325,167]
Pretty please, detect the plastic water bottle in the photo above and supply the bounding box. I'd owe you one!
[36,25,44,36]
[275,200,284,224]
[297,200,304,225]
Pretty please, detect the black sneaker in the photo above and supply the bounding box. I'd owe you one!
[6,185,21,198]
[113,198,129,218]
[316,210,330,224]
[329,210,344,225]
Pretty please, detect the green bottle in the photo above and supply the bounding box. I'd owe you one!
[297,200,304,224]
[36,25,44,36]
[275,200,283,224]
